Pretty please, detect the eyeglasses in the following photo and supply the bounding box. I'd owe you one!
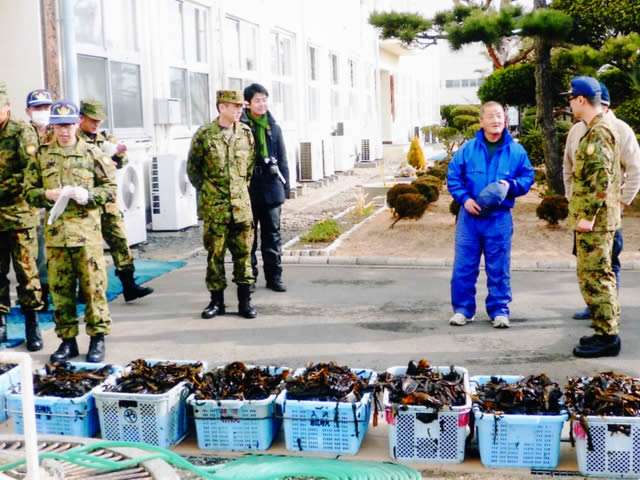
[568,95,579,102]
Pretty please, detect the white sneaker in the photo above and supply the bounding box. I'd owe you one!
[492,315,510,328]
[449,313,474,326]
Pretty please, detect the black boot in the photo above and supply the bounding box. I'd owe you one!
[0,313,7,343]
[116,269,154,302]
[573,334,621,358]
[86,333,105,363]
[202,290,225,319]
[266,278,287,292]
[24,311,43,352]
[238,285,257,319]
[50,338,79,364]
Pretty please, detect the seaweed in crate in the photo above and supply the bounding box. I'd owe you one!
[30,362,113,398]
[105,359,204,394]
[377,359,467,408]
[565,372,640,418]
[285,361,372,401]
[473,374,563,415]
[193,361,289,401]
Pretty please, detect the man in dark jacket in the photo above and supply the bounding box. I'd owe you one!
[241,83,290,292]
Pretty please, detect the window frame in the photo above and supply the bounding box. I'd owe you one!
[224,16,259,91]
[270,30,295,124]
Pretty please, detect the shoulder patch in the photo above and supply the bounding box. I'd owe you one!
[586,143,595,155]
[25,144,37,155]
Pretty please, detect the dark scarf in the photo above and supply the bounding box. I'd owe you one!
[247,111,270,159]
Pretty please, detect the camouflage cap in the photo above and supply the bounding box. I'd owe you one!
[0,80,9,107]
[49,100,80,124]
[216,90,247,105]
[80,99,108,120]
[26,89,53,107]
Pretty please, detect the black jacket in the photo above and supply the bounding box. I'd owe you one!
[240,110,290,206]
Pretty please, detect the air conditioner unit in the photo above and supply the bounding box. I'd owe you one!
[299,141,323,181]
[150,154,198,231]
[321,137,335,177]
[360,138,371,162]
[116,162,147,245]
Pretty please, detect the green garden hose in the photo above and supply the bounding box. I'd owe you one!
[0,440,421,479]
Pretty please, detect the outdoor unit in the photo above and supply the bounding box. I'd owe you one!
[115,162,147,245]
[150,154,198,231]
[332,121,358,172]
[299,141,323,181]
[360,138,371,162]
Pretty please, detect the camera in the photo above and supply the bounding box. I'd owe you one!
[265,156,279,177]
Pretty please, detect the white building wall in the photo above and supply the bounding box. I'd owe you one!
[439,41,493,106]
[0,0,46,117]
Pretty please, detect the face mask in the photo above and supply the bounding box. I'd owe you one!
[31,110,50,126]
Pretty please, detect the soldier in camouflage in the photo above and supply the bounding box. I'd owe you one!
[0,81,44,351]
[187,90,257,319]
[78,99,153,302]
[25,89,54,313]
[563,76,622,358]
[24,100,116,364]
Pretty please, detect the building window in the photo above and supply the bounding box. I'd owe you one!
[271,31,294,122]
[307,45,320,121]
[348,59,357,88]
[168,0,211,129]
[461,79,469,88]
[347,58,358,120]
[330,53,339,85]
[329,53,340,120]
[224,17,258,89]
[74,0,142,131]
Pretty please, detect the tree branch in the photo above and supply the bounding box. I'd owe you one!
[486,45,504,69]
[504,46,535,67]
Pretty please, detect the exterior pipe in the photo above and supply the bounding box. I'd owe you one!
[0,352,39,480]
[60,0,79,104]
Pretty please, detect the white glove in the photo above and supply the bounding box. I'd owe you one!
[71,186,89,205]
[47,185,74,225]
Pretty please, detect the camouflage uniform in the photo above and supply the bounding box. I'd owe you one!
[0,112,43,314]
[77,128,133,272]
[23,137,116,339]
[187,117,255,291]
[568,113,621,335]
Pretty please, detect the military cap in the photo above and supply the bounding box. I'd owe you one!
[80,99,108,120]
[599,82,610,106]
[26,89,53,107]
[561,76,601,98]
[216,90,247,105]
[49,100,80,124]
[0,80,9,107]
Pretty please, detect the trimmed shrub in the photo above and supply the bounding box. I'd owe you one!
[407,136,426,170]
[450,199,461,218]
[427,165,448,182]
[387,183,419,210]
[452,114,478,130]
[412,177,440,203]
[450,105,480,118]
[391,193,429,228]
[615,97,640,135]
[520,128,545,166]
[536,194,569,225]
[598,68,635,108]
[534,168,547,184]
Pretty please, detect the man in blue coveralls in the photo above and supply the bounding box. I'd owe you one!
[447,101,534,328]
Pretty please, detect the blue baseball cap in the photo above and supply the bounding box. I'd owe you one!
[49,100,79,124]
[26,89,53,107]
[476,181,509,215]
[599,82,610,106]
[561,76,601,98]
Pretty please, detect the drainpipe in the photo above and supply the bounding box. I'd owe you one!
[0,352,39,480]
[60,0,79,104]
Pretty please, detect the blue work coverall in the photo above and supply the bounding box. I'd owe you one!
[447,129,534,320]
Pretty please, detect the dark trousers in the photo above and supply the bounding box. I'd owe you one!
[251,199,282,282]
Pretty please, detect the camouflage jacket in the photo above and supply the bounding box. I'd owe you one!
[23,137,117,247]
[29,122,54,145]
[0,113,40,231]
[187,119,255,224]
[78,128,128,169]
[568,113,621,232]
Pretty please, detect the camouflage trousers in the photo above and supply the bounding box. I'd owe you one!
[47,244,112,339]
[576,231,620,335]
[102,205,133,272]
[203,219,254,291]
[0,227,43,314]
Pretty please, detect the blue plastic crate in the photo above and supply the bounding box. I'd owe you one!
[0,365,20,424]
[187,365,287,451]
[276,368,377,455]
[6,362,120,437]
[385,365,471,464]
[471,375,567,469]
[94,360,205,448]
[574,415,640,478]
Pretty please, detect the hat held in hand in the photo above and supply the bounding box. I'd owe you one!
[476,181,509,215]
